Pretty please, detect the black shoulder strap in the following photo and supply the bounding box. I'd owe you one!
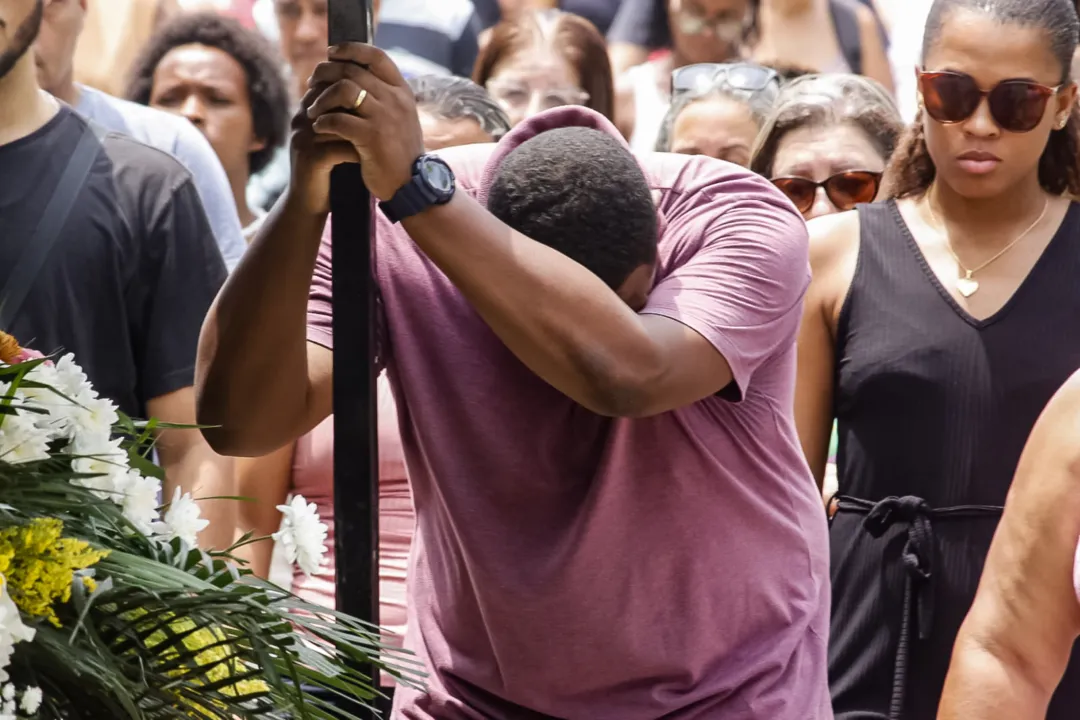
[829,0,863,76]
[0,120,103,330]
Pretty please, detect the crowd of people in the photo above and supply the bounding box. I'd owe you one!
[2,0,1080,717]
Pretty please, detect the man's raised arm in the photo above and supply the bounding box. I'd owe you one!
[194,100,358,457]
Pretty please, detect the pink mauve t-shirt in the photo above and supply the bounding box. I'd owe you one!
[306,107,831,720]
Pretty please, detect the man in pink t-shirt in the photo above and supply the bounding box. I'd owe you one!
[196,44,831,719]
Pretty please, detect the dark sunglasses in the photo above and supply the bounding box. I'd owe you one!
[918,70,1062,133]
[672,63,780,97]
[772,171,882,214]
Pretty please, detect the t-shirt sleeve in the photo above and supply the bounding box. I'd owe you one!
[169,119,247,271]
[640,178,810,401]
[306,216,387,371]
[137,176,228,403]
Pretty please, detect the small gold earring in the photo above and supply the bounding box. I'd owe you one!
[1058,116,1069,130]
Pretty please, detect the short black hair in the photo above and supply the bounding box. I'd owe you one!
[125,11,290,175]
[487,127,658,291]
[408,75,511,141]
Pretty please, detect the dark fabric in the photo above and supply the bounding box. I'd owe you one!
[473,0,622,33]
[0,107,227,418]
[375,12,481,78]
[607,0,880,53]
[606,0,668,48]
[829,0,863,74]
[829,200,1080,719]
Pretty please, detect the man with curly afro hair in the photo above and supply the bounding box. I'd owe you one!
[126,11,290,236]
[33,0,248,270]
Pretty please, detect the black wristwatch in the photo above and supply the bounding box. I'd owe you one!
[379,154,456,224]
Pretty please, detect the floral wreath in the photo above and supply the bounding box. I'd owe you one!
[0,331,422,718]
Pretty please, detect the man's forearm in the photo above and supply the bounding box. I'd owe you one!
[403,193,666,416]
[196,193,327,455]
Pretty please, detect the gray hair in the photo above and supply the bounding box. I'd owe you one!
[749,73,903,177]
[655,83,779,152]
[409,75,512,141]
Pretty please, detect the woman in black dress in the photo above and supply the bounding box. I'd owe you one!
[794,0,1080,717]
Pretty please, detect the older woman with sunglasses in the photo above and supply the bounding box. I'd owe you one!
[794,0,1080,717]
[655,62,780,166]
[751,73,901,219]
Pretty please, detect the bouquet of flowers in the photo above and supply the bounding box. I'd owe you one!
[0,332,422,718]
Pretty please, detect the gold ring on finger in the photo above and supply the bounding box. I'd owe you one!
[352,88,368,113]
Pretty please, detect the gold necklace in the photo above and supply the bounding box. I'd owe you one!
[926,196,1050,298]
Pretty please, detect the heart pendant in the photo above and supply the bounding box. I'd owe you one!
[956,277,979,298]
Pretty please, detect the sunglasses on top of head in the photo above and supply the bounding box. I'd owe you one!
[672,63,780,98]
[917,70,1064,134]
[771,171,883,214]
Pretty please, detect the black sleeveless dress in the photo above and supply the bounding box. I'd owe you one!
[829,199,1080,719]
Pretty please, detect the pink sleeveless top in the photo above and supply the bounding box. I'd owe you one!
[290,375,415,649]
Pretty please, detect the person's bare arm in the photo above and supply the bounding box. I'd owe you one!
[855,4,894,94]
[306,45,802,422]
[939,370,1080,719]
[795,212,858,490]
[233,444,295,578]
[195,100,351,456]
[148,387,236,549]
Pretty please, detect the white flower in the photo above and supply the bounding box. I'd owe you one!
[152,488,208,547]
[53,354,90,399]
[0,413,50,465]
[0,700,12,717]
[116,470,163,535]
[20,686,41,714]
[273,495,329,577]
[0,685,11,701]
[70,436,128,500]
[0,577,36,682]
[69,393,119,447]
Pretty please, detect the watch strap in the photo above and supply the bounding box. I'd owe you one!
[379,174,440,224]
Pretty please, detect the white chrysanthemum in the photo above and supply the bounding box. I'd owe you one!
[20,686,41,714]
[0,412,50,465]
[116,470,163,535]
[53,354,90,399]
[273,495,329,577]
[0,685,11,701]
[0,577,36,682]
[152,488,207,547]
[70,436,129,499]
[69,393,119,447]
[0,700,12,717]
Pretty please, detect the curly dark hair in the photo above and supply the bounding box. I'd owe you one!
[125,11,289,175]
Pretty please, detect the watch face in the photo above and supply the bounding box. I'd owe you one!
[420,158,455,195]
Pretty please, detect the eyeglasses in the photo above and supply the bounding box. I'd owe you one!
[673,1,752,43]
[485,78,590,113]
[771,171,883,214]
[672,62,780,97]
[917,70,1062,134]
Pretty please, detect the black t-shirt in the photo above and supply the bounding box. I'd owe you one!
[0,107,227,418]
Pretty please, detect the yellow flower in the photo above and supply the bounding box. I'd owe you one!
[0,519,109,627]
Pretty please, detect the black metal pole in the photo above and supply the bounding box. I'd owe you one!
[327,0,379,714]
